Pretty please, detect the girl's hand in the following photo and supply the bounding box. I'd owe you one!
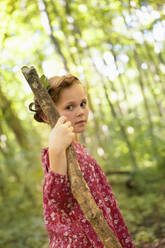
[48,116,75,152]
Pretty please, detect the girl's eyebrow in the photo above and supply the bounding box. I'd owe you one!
[65,98,87,105]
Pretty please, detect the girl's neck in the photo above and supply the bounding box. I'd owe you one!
[74,133,78,142]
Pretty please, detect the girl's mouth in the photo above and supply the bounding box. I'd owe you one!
[75,120,86,125]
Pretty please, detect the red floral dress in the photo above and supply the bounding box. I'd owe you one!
[41,141,135,248]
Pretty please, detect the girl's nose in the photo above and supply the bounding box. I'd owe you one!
[76,106,84,116]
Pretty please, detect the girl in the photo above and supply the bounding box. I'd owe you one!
[29,74,135,248]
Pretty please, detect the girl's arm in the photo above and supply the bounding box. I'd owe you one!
[42,148,70,206]
[48,115,75,175]
[49,148,67,175]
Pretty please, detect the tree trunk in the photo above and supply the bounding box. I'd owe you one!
[21,66,122,248]
[134,49,158,158]
[0,86,29,150]
[138,46,162,117]
[144,41,165,98]
[38,0,69,71]
[103,81,138,171]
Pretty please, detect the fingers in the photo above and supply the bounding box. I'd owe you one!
[63,121,72,128]
[56,116,73,129]
[58,116,67,124]
[56,116,67,127]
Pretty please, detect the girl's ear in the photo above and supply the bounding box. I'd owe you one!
[41,113,49,123]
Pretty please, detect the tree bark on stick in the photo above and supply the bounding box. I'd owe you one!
[21,66,122,248]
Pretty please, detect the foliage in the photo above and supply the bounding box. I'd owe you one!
[40,74,50,90]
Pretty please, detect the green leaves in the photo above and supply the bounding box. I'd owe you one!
[40,74,50,91]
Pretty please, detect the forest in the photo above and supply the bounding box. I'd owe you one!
[0,0,165,247]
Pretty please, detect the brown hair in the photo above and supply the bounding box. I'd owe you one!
[28,73,82,123]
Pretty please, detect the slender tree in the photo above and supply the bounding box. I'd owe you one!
[38,0,69,71]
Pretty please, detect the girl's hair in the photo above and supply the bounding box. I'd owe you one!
[28,73,81,123]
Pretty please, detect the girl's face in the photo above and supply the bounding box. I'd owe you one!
[55,83,89,134]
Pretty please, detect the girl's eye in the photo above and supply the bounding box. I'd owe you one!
[66,105,73,110]
[66,101,87,110]
[81,101,87,108]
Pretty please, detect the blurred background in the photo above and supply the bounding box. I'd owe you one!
[0,0,165,247]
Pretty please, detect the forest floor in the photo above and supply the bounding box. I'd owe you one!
[141,239,165,248]
[109,166,165,248]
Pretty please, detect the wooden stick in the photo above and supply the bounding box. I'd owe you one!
[21,66,122,248]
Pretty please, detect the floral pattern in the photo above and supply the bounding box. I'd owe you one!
[41,141,135,248]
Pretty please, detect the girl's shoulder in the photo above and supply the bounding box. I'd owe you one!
[72,142,98,166]
[72,141,86,152]
[41,141,87,159]
[41,141,85,154]
[41,142,95,172]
